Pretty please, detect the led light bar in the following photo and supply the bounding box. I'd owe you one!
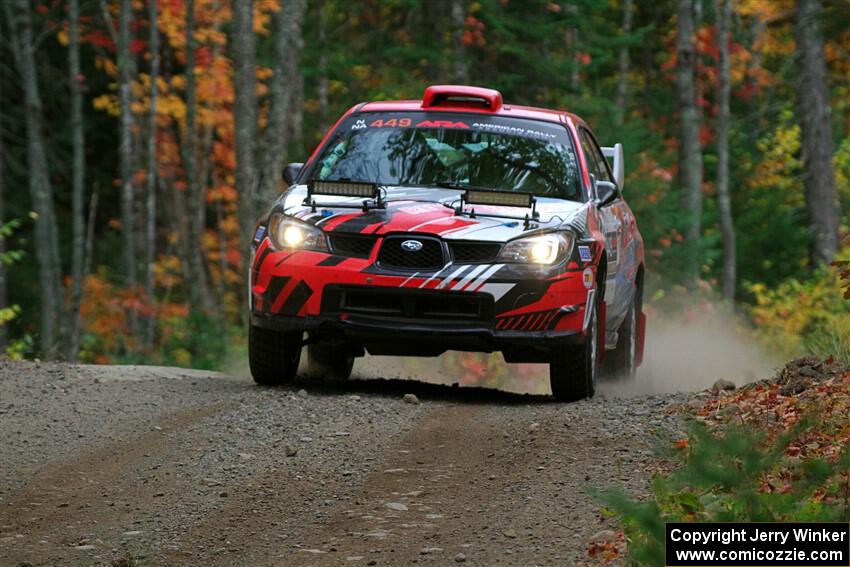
[309,180,377,199]
[464,189,534,208]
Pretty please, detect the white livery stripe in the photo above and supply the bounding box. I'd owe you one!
[468,263,505,292]
[418,263,453,289]
[436,265,469,289]
[400,272,420,288]
[451,264,490,291]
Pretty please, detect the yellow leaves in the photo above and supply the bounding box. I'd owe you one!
[93,94,120,116]
[256,67,273,81]
[158,94,187,121]
[352,65,373,82]
[154,255,183,289]
[253,0,281,35]
[194,27,227,46]
[57,28,70,46]
[171,75,187,91]
[747,248,850,360]
[95,56,118,77]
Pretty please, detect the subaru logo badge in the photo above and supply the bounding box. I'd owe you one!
[401,239,423,252]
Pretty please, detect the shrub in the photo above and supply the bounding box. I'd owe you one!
[599,417,850,566]
[747,248,850,364]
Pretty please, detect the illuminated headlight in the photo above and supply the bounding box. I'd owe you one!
[268,213,328,252]
[497,233,573,265]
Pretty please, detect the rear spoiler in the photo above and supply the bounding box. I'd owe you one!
[601,143,624,190]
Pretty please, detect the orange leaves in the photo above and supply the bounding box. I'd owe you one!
[583,530,626,567]
[463,16,486,48]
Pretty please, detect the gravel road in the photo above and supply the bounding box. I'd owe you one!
[0,360,689,566]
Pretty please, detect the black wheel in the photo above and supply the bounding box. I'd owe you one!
[549,300,599,402]
[607,282,642,380]
[249,325,302,386]
[307,343,354,381]
[607,296,638,380]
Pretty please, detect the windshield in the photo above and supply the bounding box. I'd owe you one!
[309,112,582,202]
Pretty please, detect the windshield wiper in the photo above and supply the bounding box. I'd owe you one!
[435,180,468,190]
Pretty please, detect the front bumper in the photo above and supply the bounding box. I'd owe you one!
[249,238,594,358]
[251,309,584,360]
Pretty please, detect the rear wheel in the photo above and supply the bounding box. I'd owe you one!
[608,299,637,380]
[549,301,599,402]
[607,284,642,380]
[308,343,354,381]
[249,325,302,386]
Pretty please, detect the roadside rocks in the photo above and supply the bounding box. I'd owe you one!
[711,378,736,392]
[402,393,420,404]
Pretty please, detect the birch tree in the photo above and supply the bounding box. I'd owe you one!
[117,0,137,319]
[182,0,213,315]
[232,0,258,255]
[68,0,86,360]
[451,0,468,84]
[615,0,633,126]
[10,0,64,356]
[714,0,736,301]
[676,0,703,278]
[793,0,840,265]
[259,0,305,198]
[144,0,160,347]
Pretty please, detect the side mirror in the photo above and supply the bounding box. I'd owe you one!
[601,143,625,190]
[282,162,304,186]
[595,180,619,207]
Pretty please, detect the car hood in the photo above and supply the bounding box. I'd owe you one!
[277,184,588,242]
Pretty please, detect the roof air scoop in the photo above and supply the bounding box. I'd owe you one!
[421,85,503,112]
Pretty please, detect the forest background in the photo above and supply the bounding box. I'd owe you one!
[0,0,848,384]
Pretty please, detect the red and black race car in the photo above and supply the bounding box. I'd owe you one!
[249,85,646,401]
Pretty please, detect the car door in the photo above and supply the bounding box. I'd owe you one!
[578,128,629,339]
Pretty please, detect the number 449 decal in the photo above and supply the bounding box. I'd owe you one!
[365,117,470,129]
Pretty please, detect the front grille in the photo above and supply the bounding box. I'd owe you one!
[322,286,493,322]
[449,241,502,263]
[378,236,445,271]
[329,234,378,258]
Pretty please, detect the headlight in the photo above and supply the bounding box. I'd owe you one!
[268,213,328,252]
[497,232,573,265]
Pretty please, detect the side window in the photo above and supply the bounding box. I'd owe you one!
[579,128,614,184]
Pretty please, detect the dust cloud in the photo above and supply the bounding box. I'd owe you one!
[352,311,779,397]
[601,312,778,397]
[224,310,778,398]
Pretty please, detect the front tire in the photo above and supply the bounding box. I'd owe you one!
[307,343,354,381]
[549,300,599,402]
[249,325,302,386]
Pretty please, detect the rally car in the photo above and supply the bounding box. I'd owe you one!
[248,85,646,401]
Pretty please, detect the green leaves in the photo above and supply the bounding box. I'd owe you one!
[597,413,850,565]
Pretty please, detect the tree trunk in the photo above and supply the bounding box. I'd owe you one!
[450,0,468,84]
[317,0,328,132]
[182,0,213,315]
[615,0,633,126]
[794,0,840,265]
[232,0,259,261]
[12,0,64,357]
[291,57,304,154]
[259,0,305,198]
[715,0,736,301]
[0,87,6,352]
[118,0,137,333]
[68,0,86,360]
[144,0,160,348]
[676,0,703,278]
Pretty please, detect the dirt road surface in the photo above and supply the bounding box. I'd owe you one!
[0,360,688,566]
